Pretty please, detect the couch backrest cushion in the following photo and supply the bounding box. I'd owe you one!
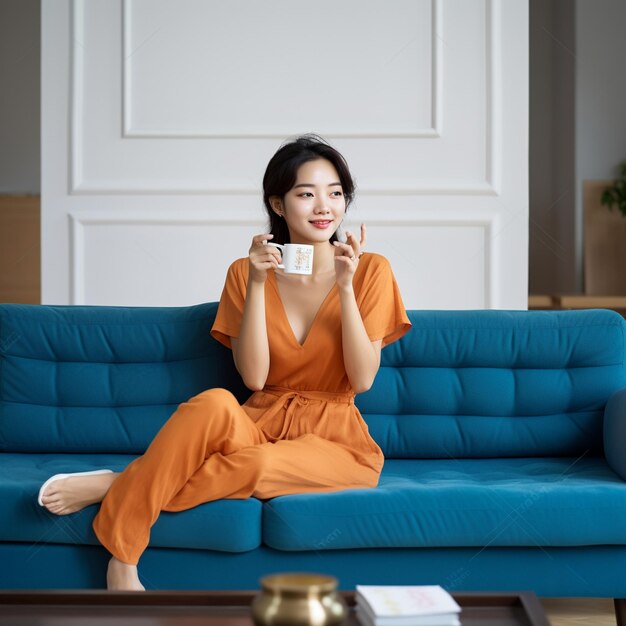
[2,305,625,459]
[356,308,626,458]
[0,303,249,453]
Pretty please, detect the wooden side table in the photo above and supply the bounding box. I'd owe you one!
[529,294,626,320]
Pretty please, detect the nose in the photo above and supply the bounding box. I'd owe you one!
[314,196,331,213]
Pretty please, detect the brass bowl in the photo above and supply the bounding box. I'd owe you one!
[251,572,348,625]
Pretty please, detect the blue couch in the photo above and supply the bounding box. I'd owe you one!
[1,303,626,611]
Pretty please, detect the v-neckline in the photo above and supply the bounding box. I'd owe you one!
[268,270,337,350]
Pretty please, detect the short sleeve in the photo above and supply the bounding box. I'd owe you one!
[357,254,412,348]
[210,259,248,350]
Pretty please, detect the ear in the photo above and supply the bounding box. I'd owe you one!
[269,196,283,216]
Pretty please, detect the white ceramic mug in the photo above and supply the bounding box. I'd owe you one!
[264,242,314,275]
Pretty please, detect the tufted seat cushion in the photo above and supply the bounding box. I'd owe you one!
[263,456,626,551]
[0,453,262,553]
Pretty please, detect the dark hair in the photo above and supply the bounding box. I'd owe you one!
[262,133,356,244]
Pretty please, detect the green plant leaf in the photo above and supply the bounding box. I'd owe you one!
[602,162,626,217]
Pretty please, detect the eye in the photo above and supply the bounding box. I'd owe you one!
[297,191,343,198]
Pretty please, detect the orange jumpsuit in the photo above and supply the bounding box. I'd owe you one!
[92,252,412,565]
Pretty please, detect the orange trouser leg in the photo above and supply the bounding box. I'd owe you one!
[166,432,381,509]
[92,388,267,565]
[92,388,381,565]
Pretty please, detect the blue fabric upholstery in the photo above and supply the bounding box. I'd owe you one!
[604,387,626,481]
[263,456,626,551]
[1,303,626,596]
[0,303,250,453]
[0,453,261,553]
[3,542,626,596]
[358,309,626,458]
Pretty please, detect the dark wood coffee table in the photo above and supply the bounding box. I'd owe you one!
[0,590,550,625]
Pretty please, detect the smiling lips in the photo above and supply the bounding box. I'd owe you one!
[309,220,332,228]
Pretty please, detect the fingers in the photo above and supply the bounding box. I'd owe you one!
[332,240,358,260]
[252,234,276,253]
[253,233,273,245]
[336,223,365,259]
[250,233,281,267]
[344,223,366,248]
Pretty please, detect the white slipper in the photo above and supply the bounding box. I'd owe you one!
[37,469,114,507]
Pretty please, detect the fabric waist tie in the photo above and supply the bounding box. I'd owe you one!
[262,385,356,404]
[255,385,355,442]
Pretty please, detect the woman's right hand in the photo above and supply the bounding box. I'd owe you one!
[248,233,282,283]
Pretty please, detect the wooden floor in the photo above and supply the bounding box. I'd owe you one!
[539,598,617,626]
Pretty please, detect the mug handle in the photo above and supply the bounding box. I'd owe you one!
[264,242,285,269]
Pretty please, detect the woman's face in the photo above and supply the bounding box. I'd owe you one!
[274,158,346,244]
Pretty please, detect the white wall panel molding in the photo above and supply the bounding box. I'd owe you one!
[121,0,442,139]
[68,0,502,196]
[69,210,262,306]
[69,0,84,195]
[44,0,528,308]
[485,0,503,196]
[69,179,500,197]
[68,208,500,308]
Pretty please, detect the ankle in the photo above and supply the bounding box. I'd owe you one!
[109,556,136,571]
[107,556,144,590]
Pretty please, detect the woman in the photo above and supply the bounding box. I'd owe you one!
[38,133,412,590]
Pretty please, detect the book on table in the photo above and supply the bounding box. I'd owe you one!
[355,585,462,626]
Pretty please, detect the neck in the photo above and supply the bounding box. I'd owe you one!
[310,241,336,277]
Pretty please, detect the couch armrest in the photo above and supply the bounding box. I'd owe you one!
[604,386,626,481]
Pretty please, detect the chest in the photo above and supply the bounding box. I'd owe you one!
[274,274,336,346]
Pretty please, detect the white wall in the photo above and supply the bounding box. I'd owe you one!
[576,0,626,293]
[576,0,626,187]
[529,0,626,295]
[528,0,576,295]
[0,0,40,193]
[41,0,529,309]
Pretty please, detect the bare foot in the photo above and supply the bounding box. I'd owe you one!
[107,557,145,591]
[40,472,119,515]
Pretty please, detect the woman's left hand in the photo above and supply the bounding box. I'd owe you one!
[333,223,366,289]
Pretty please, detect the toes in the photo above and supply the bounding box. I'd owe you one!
[42,483,60,500]
[47,503,71,516]
[42,496,65,515]
[43,499,82,516]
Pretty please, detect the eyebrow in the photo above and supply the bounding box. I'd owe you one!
[293,182,342,189]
